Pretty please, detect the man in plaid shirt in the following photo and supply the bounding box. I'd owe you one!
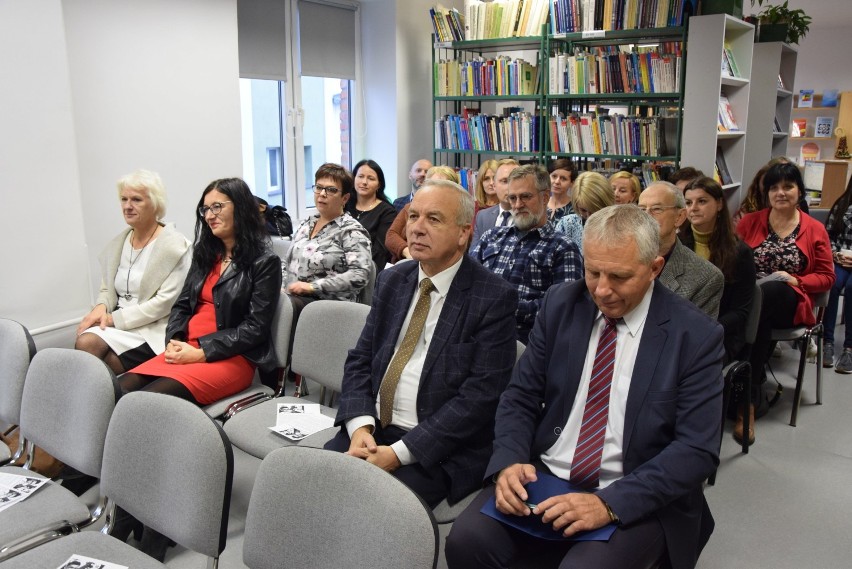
[471,164,583,344]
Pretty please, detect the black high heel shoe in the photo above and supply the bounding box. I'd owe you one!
[139,527,176,562]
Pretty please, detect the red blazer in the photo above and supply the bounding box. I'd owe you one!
[736,208,834,326]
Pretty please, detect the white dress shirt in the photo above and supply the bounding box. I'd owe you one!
[541,284,654,488]
[346,256,464,465]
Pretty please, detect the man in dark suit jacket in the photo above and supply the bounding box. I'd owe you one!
[392,158,432,212]
[447,205,723,569]
[326,179,519,507]
[471,159,518,246]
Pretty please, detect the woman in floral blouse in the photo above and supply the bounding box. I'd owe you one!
[283,163,372,313]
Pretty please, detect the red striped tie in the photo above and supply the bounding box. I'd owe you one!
[570,316,618,490]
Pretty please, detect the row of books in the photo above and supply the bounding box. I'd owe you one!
[547,112,671,156]
[550,0,687,33]
[462,0,551,40]
[548,45,681,95]
[720,44,740,78]
[435,111,541,153]
[640,161,676,186]
[792,117,835,138]
[430,6,465,42]
[714,146,733,186]
[434,57,540,97]
[717,96,739,132]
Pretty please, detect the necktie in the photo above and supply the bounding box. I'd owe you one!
[570,316,618,489]
[499,210,512,226]
[379,278,435,428]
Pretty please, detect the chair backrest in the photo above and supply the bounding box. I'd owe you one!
[0,319,36,426]
[271,294,295,369]
[744,283,762,345]
[358,261,377,305]
[515,340,526,364]
[19,348,120,477]
[290,301,370,392]
[244,446,438,569]
[270,236,292,261]
[101,391,233,558]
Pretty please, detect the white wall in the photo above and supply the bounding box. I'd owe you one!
[0,0,242,346]
[792,25,852,92]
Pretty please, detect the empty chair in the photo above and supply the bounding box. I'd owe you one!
[0,319,36,465]
[771,290,830,426]
[243,446,437,569]
[223,300,370,459]
[0,349,120,560]
[0,391,233,568]
[204,293,294,421]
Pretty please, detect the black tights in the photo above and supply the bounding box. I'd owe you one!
[118,373,199,405]
[749,281,798,392]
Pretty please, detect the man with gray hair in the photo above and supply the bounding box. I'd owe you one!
[639,181,724,319]
[448,205,724,569]
[471,163,583,344]
[328,179,519,507]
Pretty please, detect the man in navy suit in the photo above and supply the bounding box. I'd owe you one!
[392,158,432,211]
[471,159,518,247]
[447,205,723,569]
[326,179,519,507]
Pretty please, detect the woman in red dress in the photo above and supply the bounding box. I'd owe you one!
[122,177,282,405]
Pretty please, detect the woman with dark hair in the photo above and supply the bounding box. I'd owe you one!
[821,175,852,372]
[122,177,282,406]
[546,158,576,221]
[737,162,834,444]
[681,176,756,368]
[345,159,397,272]
[733,157,809,227]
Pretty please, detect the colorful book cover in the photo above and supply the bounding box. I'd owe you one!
[822,89,839,107]
[815,116,835,138]
[792,118,808,138]
[798,89,814,108]
[800,142,821,163]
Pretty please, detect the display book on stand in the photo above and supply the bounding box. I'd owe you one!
[430,1,688,188]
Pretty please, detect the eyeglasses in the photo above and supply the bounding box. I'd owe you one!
[312,184,341,196]
[506,191,546,204]
[198,201,231,217]
[638,205,680,216]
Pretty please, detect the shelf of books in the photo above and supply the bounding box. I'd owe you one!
[430,1,690,173]
[681,14,753,210]
[787,91,846,165]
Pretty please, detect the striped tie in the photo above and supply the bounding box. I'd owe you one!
[570,316,618,490]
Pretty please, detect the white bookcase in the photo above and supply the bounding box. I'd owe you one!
[742,41,797,191]
[681,14,754,210]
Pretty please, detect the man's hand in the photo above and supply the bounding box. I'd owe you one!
[495,463,538,516]
[366,446,401,472]
[347,426,378,460]
[533,492,612,537]
[163,340,206,364]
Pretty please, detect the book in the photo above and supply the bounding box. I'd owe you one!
[774,115,783,133]
[792,117,808,138]
[715,147,733,185]
[815,116,835,138]
[777,74,785,90]
[798,89,814,108]
[722,44,740,77]
[800,142,821,164]
[822,89,839,107]
[717,96,739,131]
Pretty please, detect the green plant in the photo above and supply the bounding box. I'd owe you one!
[750,0,812,44]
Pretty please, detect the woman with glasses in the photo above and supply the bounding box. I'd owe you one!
[122,177,282,406]
[75,169,191,375]
[345,159,397,273]
[554,171,614,248]
[736,162,834,445]
[283,163,371,311]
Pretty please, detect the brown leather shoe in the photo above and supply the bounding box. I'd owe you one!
[733,403,755,446]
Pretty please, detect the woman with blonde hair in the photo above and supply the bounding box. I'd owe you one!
[385,165,460,262]
[75,169,191,375]
[610,170,642,204]
[555,171,614,247]
[474,159,499,209]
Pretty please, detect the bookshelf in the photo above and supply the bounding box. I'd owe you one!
[681,14,754,211]
[787,92,843,165]
[742,41,797,191]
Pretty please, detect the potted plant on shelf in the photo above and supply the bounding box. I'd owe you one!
[751,0,812,44]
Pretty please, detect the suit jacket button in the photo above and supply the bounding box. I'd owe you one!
[554,427,562,435]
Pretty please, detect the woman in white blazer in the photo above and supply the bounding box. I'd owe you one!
[75,170,191,375]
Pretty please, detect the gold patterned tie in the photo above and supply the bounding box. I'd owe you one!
[379,277,435,428]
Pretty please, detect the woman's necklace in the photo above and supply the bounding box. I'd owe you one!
[124,226,157,300]
[355,199,380,220]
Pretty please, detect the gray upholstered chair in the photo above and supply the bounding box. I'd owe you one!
[0,391,233,568]
[243,446,438,569]
[204,293,293,421]
[358,261,377,305]
[0,319,36,466]
[0,349,120,561]
[223,300,370,459]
